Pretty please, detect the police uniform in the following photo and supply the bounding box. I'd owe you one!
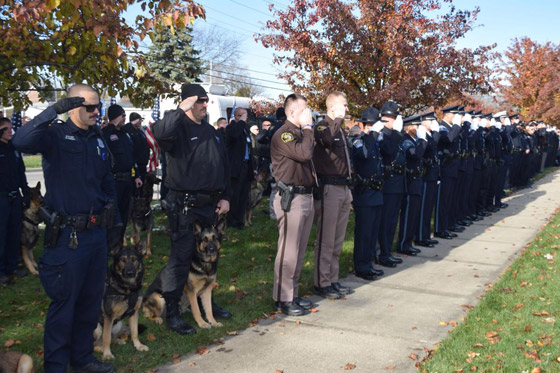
[124,113,151,183]
[351,108,384,280]
[152,84,230,334]
[397,115,426,255]
[467,112,484,221]
[103,106,138,240]
[270,120,315,316]
[0,132,28,282]
[313,115,353,298]
[13,103,118,373]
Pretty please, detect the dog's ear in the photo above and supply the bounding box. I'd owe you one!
[136,238,148,256]
[110,241,123,256]
[216,218,227,236]
[193,220,204,237]
[36,181,41,190]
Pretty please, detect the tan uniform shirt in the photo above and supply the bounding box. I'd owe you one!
[313,116,350,177]
[271,120,315,187]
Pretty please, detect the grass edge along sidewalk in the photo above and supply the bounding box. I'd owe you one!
[419,207,560,372]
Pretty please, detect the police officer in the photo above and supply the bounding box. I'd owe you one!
[152,83,231,335]
[397,115,426,256]
[271,93,315,316]
[13,84,119,373]
[313,91,353,299]
[103,104,142,241]
[351,108,385,281]
[434,105,462,240]
[0,117,29,284]
[378,101,405,267]
[124,112,151,185]
[467,111,484,221]
[415,112,440,247]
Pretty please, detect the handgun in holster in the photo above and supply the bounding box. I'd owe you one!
[162,200,180,232]
[98,201,115,229]
[352,174,366,195]
[39,206,62,248]
[277,181,294,212]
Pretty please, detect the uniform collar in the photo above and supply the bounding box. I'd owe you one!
[63,119,90,135]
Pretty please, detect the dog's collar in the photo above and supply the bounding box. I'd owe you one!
[23,215,41,225]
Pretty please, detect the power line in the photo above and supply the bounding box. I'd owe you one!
[201,72,289,92]
[208,67,289,87]
[203,17,257,35]
[202,4,254,25]
[229,0,272,17]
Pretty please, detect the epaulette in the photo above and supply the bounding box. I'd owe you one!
[439,125,449,132]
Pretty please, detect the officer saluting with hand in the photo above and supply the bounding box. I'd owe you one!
[13,84,119,373]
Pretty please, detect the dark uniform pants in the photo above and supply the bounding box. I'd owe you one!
[416,181,437,242]
[436,175,456,233]
[40,226,107,372]
[161,190,217,301]
[379,192,404,260]
[398,193,421,251]
[228,162,250,229]
[495,163,507,206]
[353,205,382,274]
[273,194,314,302]
[0,194,22,276]
[469,170,482,216]
[116,179,133,239]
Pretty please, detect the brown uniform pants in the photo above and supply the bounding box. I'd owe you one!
[273,194,314,302]
[314,184,352,287]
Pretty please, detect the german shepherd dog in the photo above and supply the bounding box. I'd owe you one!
[142,218,226,329]
[21,181,43,275]
[244,170,268,227]
[93,240,149,360]
[129,172,161,256]
[0,350,34,373]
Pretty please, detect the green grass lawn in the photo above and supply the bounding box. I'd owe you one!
[420,209,560,372]
[23,155,42,169]
[0,199,356,372]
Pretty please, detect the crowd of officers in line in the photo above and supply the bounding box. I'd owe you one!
[0,82,559,371]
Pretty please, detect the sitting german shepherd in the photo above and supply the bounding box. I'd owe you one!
[129,172,161,256]
[142,218,226,329]
[244,170,268,227]
[93,240,149,360]
[21,182,43,275]
[0,350,34,373]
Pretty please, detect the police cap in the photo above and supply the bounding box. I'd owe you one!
[420,111,436,121]
[403,115,421,126]
[380,101,399,117]
[442,105,461,114]
[357,107,380,124]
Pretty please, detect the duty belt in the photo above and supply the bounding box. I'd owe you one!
[113,171,132,182]
[180,190,223,214]
[383,164,405,175]
[292,186,313,194]
[61,213,103,232]
[320,176,352,186]
[365,177,384,191]
[0,190,19,199]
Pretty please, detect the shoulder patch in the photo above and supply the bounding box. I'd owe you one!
[281,132,295,143]
[317,125,327,132]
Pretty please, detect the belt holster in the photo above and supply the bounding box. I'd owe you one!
[39,206,62,248]
[277,181,294,212]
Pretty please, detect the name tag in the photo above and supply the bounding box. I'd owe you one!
[65,135,76,141]
[110,134,119,141]
[190,136,198,141]
[97,138,105,148]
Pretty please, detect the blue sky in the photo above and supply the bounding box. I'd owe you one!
[161,0,560,98]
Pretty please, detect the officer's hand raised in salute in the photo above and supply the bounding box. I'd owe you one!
[51,96,85,114]
[179,95,199,113]
[300,108,313,130]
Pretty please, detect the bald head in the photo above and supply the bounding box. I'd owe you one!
[68,84,97,98]
[67,84,100,130]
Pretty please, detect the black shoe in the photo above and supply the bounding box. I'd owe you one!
[480,211,492,217]
[435,231,453,239]
[471,215,483,221]
[428,239,439,245]
[409,246,421,254]
[457,220,472,226]
[387,255,403,264]
[11,268,28,278]
[448,231,458,238]
[313,285,342,299]
[0,274,13,285]
[166,300,196,335]
[372,267,384,276]
[211,300,232,319]
[331,282,354,295]
[294,297,313,310]
[449,225,465,233]
[70,359,115,373]
[378,258,397,268]
[488,207,499,213]
[415,240,434,248]
[275,301,308,316]
[500,203,508,208]
[397,249,417,256]
[355,270,378,281]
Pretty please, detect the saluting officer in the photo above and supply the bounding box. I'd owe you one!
[313,91,353,299]
[397,115,427,256]
[152,83,231,335]
[434,105,462,240]
[415,112,441,247]
[271,93,315,316]
[467,111,484,221]
[124,112,151,185]
[377,101,405,268]
[13,84,119,373]
[351,108,385,281]
[103,104,142,240]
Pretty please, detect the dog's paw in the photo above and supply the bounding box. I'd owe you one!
[198,322,211,329]
[94,345,103,353]
[153,317,163,325]
[102,352,115,360]
[134,343,149,352]
[211,322,223,328]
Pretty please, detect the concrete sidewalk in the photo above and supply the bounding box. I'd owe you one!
[160,171,560,373]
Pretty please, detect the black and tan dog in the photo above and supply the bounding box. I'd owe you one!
[21,181,43,275]
[0,350,34,373]
[93,240,149,360]
[244,170,268,227]
[129,172,161,256]
[142,218,226,329]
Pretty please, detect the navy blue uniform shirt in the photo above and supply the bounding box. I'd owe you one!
[103,123,137,175]
[0,141,27,193]
[351,131,383,207]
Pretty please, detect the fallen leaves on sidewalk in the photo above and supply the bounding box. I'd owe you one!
[196,346,210,355]
[409,353,418,361]
[344,363,356,370]
[385,365,395,370]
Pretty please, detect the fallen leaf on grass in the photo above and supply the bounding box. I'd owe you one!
[146,333,156,341]
[4,339,15,347]
[226,331,238,336]
[525,325,532,332]
[542,317,555,323]
[473,343,484,348]
[513,303,525,311]
[525,340,534,347]
[344,363,356,370]
[531,368,542,373]
[409,353,418,361]
[524,350,541,362]
[172,353,180,359]
[485,331,500,344]
[532,310,549,316]
[555,355,560,363]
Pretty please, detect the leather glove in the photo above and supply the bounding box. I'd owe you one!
[393,115,403,132]
[416,125,427,140]
[462,113,472,123]
[51,97,85,114]
[430,120,439,132]
[372,120,384,133]
[452,114,462,125]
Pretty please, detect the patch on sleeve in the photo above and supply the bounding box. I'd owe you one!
[316,125,327,132]
[281,132,295,143]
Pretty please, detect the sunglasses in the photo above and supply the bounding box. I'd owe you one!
[81,103,102,113]
[196,98,209,104]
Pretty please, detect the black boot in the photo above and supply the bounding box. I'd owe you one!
[198,296,232,320]
[166,299,196,335]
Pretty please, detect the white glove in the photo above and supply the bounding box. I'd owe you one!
[416,125,427,140]
[480,118,489,128]
[372,120,384,133]
[462,113,472,123]
[430,120,439,132]
[495,121,502,130]
[489,118,496,127]
[393,115,403,132]
[452,114,462,125]
[470,121,479,131]
[504,117,511,126]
